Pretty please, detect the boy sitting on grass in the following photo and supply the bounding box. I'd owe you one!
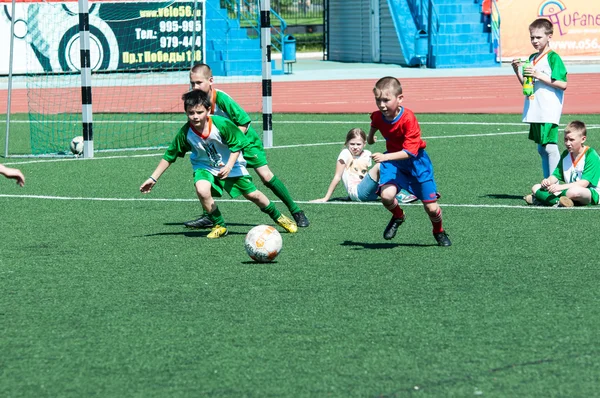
[140,90,297,238]
[524,120,600,207]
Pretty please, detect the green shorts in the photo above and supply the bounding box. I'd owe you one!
[194,169,257,198]
[242,126,268,169]
[529,123,559,145]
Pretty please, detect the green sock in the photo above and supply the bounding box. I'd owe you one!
[534,189,559,206]
[208,206,226,227]
[260,201,282,222]
[265,175,301,214]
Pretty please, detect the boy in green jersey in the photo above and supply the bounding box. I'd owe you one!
[511,18,568,178]
[184,63,309,229]
[140,90,297,238]
[524,121,600,207]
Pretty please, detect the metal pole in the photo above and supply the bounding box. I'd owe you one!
[5,0,17,158]
[260,0,273,147]
[78,0,94,158]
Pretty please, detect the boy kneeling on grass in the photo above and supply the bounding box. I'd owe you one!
[140,89,297,238]
[524,120,600,207]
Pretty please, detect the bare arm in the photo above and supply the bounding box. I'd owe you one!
[531,68,568,91]
[0,164,25,186]
[511,58,524,85]
[548,179,589,194]
[311,159,346,202]
[367,127,377,145]
[140,159,171,193]
[217,151,240,179]
[371,150,410,163]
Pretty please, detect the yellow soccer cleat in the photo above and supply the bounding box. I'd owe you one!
[207,225,228,239]
[276,215,298,234]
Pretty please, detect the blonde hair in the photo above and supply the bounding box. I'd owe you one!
[564,120,587,137]
[529,18,553,35]
[373,76,403,97]
[345,128,366,146]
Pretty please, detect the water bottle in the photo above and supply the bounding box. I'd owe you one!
[522,60,534,97]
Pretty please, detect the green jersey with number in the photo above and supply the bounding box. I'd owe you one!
[163,115,250,177]
[552,146,600,188]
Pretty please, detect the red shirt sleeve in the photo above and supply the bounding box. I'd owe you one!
[401,111,424,156]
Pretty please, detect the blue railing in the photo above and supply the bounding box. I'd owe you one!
[221,0,287,69]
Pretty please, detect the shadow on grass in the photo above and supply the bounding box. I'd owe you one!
[341,240,435,249]
[483,193,525,200]
[163,221,256,228]
[142,230,246,237]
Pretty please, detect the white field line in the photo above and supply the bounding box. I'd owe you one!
[1,194,599,211]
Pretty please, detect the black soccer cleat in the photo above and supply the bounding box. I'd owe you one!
[183,215,214,229]
[433,231,452,247]
[292,210,310,228]
[383,214,406,240]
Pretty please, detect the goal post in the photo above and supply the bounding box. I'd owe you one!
[2,0,270,157]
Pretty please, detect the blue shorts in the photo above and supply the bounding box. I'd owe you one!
[378,149,440,203]
[355,173,379,202]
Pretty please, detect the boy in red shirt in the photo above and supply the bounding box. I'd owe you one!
[368,76,451,246]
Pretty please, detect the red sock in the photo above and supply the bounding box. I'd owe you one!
[429,207,444,234]
[384,199,405,219]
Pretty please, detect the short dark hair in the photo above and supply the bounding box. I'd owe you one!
[182,89,211,111]
[190,63,212,77]
[529,18,553,35]
[373,76,403,97]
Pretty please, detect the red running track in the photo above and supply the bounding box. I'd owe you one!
[2,73,599,114]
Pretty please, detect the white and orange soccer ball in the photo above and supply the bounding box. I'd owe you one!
[244,225,283,262]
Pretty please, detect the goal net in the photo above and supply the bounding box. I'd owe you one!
[2,0,263,156]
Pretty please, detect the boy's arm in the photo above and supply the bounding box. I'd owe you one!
[511,58,525,85]
[372,150,410,163]
[534,52,568,91]
[367,127,377,145]
[548,178,590,194]
[0,164,25,186]
[140,159,171,193]
[532,70,567,90]
[217,151,239,179]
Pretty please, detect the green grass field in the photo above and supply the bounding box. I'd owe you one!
[2,113,600,397]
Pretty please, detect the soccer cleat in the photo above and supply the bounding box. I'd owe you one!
[397,189,418,204]
[523,194,542,206]
[184,215,214,229]
[558,196,574,208]
[383,214,406,240]
[433,231,452,247]
[207,225,228,239]
[292,210,310,227]
[276,215,298,233]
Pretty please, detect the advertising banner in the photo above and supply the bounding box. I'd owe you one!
[498,0,600,60]
[0,0,205,74]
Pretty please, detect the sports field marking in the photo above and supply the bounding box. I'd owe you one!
[1,194,598,210]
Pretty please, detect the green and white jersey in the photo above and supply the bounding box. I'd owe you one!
[552,147,600,190]
[163,115,250,177]
[211,89,262,148]
[522,50,567,125]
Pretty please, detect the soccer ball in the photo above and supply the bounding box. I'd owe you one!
[70,136,84,155]
[244,225,283,262]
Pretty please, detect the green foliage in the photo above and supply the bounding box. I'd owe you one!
[2,113,600,397]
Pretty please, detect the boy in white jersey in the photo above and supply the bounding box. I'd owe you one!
[524,121,600,207]
[184,63,309,229]
[511,18,567,178]
[139,90,297,238]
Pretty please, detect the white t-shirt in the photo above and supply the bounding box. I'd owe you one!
[522,50,567,125]
[338,148,372,201]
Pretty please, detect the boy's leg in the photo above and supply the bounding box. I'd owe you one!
[533,188,560,206]
[195,179,228,238]
[245,143,308,227]
[184,177,214,229]
[423,201,451,247]
[244,190,298,233]
[380,184,405,240]
[537,144,560,178]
